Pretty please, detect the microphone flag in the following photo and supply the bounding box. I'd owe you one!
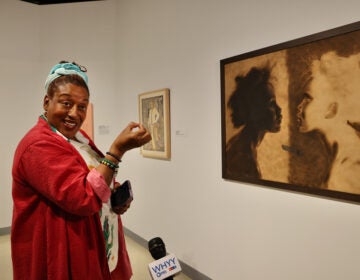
[148,253,182,280]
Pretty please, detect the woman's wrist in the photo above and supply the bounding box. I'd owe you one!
[108,146,125,162]
[106,151,122,163]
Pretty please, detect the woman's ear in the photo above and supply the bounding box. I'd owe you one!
[43,95,50,111]
[324,102,338,119]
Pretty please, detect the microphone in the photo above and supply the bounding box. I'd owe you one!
[148,237,182,280]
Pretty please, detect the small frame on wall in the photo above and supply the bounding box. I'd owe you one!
[139,88,171,159]
[221,21,360,203]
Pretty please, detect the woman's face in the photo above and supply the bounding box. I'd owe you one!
[297,52,360,135]
[297,59,335,133]
[43,83,89,140]
[250,85,282,132]
[297,92,315,132]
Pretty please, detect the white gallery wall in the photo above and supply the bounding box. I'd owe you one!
[1,0,360,279]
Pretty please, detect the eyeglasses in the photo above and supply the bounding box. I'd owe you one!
[58,60,87,72]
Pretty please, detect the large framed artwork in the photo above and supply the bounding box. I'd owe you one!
[139,88,171,160]
[221,21,360,203]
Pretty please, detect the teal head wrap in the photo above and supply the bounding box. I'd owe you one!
[44,62,89,92]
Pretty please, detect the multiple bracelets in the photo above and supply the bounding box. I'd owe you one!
[100,158,118,171]
[100,152,122,171]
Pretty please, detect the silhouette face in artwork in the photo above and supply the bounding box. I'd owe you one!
[226,66,282,179]
[228,67,282,136]
[296,64,337,134]
[296,92,313,133]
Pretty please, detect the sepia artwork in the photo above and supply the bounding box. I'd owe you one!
[139,88,171,160]
[221,21,360,203]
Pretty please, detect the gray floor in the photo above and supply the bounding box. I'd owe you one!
[0,234,191,280]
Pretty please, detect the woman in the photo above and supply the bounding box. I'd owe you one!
[226,66,282,180]
[11,61,151,279]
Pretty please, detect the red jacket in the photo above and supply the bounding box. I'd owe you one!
[12,117,111,279]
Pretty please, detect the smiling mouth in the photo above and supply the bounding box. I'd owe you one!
[64,120,77,129]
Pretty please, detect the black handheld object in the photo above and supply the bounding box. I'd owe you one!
[110,180,133,209]
[148,237,174,280]
[148,237,167,260]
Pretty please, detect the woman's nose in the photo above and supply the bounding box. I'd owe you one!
[68,106,78,117]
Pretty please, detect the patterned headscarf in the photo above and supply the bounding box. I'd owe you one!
[44,62,88,92]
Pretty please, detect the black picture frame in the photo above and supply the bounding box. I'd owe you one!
[221,21,360,203]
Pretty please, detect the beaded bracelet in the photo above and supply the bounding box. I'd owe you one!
[100,158,119,171]
[106,151,122,162]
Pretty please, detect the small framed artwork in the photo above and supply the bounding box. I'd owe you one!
[138,88,171,159]
[221,20,360,203]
